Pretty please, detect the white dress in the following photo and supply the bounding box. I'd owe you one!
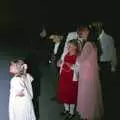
[9,74,36,120]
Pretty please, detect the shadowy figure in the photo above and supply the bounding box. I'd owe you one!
[24,50,41,120]
[48,33,65,101]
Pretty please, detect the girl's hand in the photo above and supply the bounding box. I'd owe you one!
[65,62,72,68]
[16,92,24,97]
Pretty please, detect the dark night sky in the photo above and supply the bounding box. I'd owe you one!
[0,0,119,30]
[0,0,119,45]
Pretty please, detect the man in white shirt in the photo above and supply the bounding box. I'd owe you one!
[60,25,87,61]
[91,22,117,72]
[99,30,117,72]
[92,22,117,119]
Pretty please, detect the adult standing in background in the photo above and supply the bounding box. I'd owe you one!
[48,33,65,101]
[39,24,50,63]
[91,22,117,119]
[24,49,41,120]
[40,24,47,39]
[60,24,88,62]
[91,22,117,72]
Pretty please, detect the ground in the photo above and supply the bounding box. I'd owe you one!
[0,40,120,120]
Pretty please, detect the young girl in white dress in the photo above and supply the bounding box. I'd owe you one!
[9,59,36,120]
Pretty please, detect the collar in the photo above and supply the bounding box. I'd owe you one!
[99,30,104,39]
[55,42,60,45]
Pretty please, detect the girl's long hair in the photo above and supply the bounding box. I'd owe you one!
[87,26,103,58]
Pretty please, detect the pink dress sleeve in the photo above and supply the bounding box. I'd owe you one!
[79,42,98,81]
[77,42,103,119]
[80,42,93,61]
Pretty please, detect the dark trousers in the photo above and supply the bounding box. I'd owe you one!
[99,62,111,89]
[49,62,60,97]
[99,62,112,119]
[31,73,41,120]
[32,96,40,120]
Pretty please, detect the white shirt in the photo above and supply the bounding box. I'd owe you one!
[54,43,60,54]
[49,42,60,64]
[99,30,117,70]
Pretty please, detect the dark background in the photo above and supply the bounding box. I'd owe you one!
[0,1,119,120]
[0,0,119,48]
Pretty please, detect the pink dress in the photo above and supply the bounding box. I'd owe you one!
[57,53,78,104]
[76,42,104,120]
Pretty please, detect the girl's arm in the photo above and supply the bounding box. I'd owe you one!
[16,89,24,97]
[13,77,25,97]
[70,62,80,72]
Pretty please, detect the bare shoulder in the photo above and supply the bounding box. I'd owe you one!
[84,42,97,53]
[84,41,93,48]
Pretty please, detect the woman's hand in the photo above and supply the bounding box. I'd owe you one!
[98,65,101,71]
[57,59,62,67]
